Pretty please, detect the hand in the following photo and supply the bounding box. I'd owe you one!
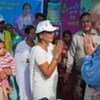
[53,40,64,58]
[3,68,12,75]
[0,71,8,80]
[61,49,67,58]
[84,34,96,55]
[90,91,100,97]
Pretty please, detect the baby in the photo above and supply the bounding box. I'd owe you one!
[0,40,16,95]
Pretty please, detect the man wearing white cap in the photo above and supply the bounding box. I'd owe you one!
[0,15,11,52]
[30,20,64,100]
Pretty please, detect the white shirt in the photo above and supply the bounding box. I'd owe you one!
[15,40,32,100]
[30,43,58,100]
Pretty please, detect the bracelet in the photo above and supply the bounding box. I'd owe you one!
[53,55,59,61]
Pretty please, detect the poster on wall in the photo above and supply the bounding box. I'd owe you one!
[61,0,80,35]
[47,2,61,38]
[0,0,43,25]
[47,2,61,24]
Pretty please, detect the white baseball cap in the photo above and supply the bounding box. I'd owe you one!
[0,14,4,22]
[36,20,58,34]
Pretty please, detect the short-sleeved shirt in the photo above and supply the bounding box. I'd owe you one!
[30,43,58,100]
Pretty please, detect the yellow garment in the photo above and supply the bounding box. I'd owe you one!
[4,30,12,52]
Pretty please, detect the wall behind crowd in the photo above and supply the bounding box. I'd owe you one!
[0,0,43,25]
[61,0,100,35]
[46,0,100,37]
[0,0,100,37]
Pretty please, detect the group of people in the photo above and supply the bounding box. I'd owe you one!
[0,2,100,100]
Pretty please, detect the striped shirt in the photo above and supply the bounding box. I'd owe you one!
[0,52,16,75]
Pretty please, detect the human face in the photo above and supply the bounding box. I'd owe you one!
[6,25,13,34]
[80,15,92,33]
[23,5,31,14]
[27,28,36,41]
[0,21,4,32]
[41,32,54,43]
[36,16,44,25]
[63,33,71,44]
[94,19,100,33]
[0,42,6,56]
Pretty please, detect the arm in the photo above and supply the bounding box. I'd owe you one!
[38,58,58,78]
[35,40,63,78]
[14,17,25,37]
[91,91,100,97]
[0,68,12,82]
[81,34,100,86]
[81,55,99,86]
[3,67,12,76]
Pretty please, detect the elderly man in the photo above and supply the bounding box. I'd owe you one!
[66,12,100,100]
[81,3,100,100]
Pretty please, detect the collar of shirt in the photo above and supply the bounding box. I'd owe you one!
[78,29,98,36]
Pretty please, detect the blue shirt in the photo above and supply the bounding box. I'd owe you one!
[81,45,100,91]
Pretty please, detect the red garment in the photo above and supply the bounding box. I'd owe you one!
[0,52,16,75]
[0,52,16,88]
[57,63,73,100]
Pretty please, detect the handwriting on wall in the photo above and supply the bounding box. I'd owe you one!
[0,2,20,10]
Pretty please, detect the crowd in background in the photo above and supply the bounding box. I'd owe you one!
[0,2,100,100]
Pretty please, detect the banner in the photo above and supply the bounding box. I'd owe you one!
[0,0,43,25]
[61,0,80,35]
[47,2,61,23]
[80,0,100,14]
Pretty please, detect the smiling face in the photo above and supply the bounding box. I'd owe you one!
[26,28,36,41]
[80,15,92,33]
[0,42,6,56]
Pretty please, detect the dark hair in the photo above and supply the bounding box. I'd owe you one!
[52,37,59,44]
[62,30,72,38]
[36,31,45,42]
[0,21,4,24]
[0,39,5,44]
[5,23,13,30]
[36,31,54,42]
[35,13,46,20]
[80,12,90,20]
[24,25,36,34]
[22,3,31,10]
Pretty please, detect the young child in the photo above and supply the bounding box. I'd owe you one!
[0,40,16,95]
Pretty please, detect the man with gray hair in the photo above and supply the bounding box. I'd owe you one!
[66,12,100,100]
[81,3,100,100]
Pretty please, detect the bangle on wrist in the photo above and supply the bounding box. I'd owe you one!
[53,55,59,61]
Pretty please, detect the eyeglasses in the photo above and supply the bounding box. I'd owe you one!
[81,20,91,23]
